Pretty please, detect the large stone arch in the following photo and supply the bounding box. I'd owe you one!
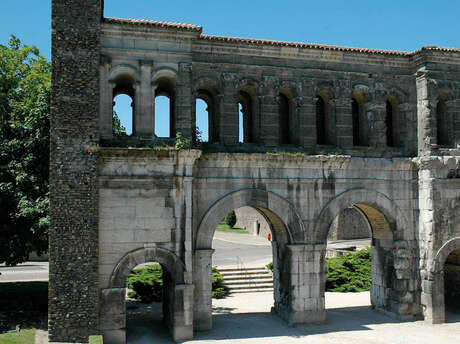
[101,247,193,343]
[193,188,305,330]
[426,237,460,324]
[195,188,304,249]
[314,187,417,320]
[315,187,408,243]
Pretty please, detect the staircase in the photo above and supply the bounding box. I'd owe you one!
[219,267,273,293]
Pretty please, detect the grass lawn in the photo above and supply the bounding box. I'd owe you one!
[0,329,35,344]
[216,223,248,233]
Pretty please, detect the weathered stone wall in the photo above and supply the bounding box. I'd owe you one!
[235,206,271,237]
[50,3,460,342]
[49,0,102,342]
[327,207,371,241]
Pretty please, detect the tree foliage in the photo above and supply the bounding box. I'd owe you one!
[224,210,237,228]
[112,110,126,136]
[0,35,50,265]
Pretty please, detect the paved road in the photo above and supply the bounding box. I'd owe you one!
[0,233,371,282]
[0,262,48,282]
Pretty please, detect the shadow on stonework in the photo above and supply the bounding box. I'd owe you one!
[126,301,171,344]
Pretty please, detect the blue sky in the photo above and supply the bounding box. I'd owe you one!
[2,1,460,139]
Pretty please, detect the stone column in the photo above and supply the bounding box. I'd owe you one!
[99,55,113,139]
[298,95,316,150]
[416,68,437,156]
[418,160,442,323]
[172,284,194,342]
[193,249,214,331]
[100,288,126,344]
[335,97,353,148]
[175,62,193,139]
[366,94,386,148]
[259,76,279,146]
[220,73,239,145]
[135,60,154,137]
[282,244,326,325]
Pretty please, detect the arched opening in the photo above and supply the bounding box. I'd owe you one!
[317,189,413,320]
[101,247,192,343]
[113,94,131,136]
[429,238,460,324]
[125,262,172,343]
[279,93,291,144]
[195,98,209,142]
[436,96,453,147]
[443,249,460,317]
[238,90,255,143]
[352,97,360,146]
[316,95,327,145]
[193,189,303,331]
[112,73,135,136]
[352,94,369,146]
[386,100,394,147]
[154,77,175,138]
[211,206,275,317]
[325,203,393,312]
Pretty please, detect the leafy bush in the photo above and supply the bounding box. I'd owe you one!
[224,211,237,228]
[127,265,229,303]
[127,264,163,303]
[326,248,371,292]
[266,262,273,271]
[212,267,229,299]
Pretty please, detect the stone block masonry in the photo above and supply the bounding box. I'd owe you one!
[50,0,460,342]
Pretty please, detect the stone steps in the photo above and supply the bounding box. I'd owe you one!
[219,266,273,293]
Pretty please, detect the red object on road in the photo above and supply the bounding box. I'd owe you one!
[267,233,271,241]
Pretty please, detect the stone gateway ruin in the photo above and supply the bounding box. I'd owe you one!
[50,0,460,343]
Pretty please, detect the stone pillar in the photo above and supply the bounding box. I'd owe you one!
[366,94,387,148]
[418,160,441,323]
[193,249,214,331]
[50,0,102,342]
[220,73,239,145]
[100,288,126,344]
[99,55,112,139]
[280,244,326,325]
[416,68,437,156]
[135,60,154,137]
[172,284,194,342]
[335,97,353,148]
[259,76,279,146]
[175,62,193,139]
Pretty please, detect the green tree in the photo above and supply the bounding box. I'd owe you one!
[112,110,126,136]
[0,35,50,265]
[224,210,237,228]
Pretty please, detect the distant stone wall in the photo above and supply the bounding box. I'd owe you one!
[235,206,270,238]
[327,207,371,241]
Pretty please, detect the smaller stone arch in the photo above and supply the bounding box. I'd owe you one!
[101,247,193,342]
[108,63,140,85]
[108,247,186,288]
[424,237,460,324]
[194,76,221,143]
